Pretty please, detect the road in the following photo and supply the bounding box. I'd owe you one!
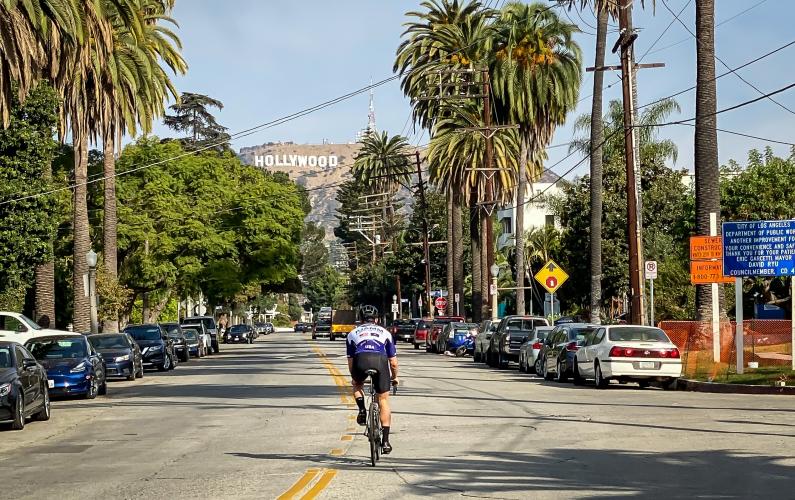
[2,331,794,499]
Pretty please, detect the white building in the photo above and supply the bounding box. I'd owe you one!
[496,170,562,250]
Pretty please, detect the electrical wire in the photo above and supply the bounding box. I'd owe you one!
[636,0,692,63]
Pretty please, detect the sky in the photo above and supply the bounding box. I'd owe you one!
[150,0,795,178]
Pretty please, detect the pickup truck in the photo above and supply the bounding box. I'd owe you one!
[0,311,72,344]
[487,315,550,369]
[330,309,357,341]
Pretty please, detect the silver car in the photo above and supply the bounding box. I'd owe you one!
[518,326,554,374]
[473,320,496,363]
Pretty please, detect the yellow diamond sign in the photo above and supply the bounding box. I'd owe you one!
[535,259,569,294]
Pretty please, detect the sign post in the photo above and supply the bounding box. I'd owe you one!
[535,260,569,323]
[690,224,729,363]
[645,261,658,326]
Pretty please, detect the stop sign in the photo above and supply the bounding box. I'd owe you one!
[434,296,448,310]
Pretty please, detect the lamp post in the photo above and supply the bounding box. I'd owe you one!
[490,263,500,320]
[86,249,98,334]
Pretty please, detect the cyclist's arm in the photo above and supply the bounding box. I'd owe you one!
[388,356,398,380]
[386,335,398,380]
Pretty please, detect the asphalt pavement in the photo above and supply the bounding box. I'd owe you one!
[1,331,794,499]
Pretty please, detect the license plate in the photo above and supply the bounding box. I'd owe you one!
[638,361,656,370]
[48,380,54,389]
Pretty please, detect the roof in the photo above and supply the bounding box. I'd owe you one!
[538,170,562,184]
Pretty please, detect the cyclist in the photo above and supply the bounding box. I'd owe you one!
[347,311,399,454]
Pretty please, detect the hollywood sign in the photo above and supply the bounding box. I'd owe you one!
[253,154,339,169]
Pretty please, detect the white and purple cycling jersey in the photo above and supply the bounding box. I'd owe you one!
[346,323,397,358]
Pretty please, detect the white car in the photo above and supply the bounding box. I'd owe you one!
[0,312,73,345]
[573,325,682,389]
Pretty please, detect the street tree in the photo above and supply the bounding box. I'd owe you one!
[163,92,231,151]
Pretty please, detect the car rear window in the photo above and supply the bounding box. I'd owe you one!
[125,326,162,341]
[569,327,596,342]
[608,328,671,343]
[89,335,129,349]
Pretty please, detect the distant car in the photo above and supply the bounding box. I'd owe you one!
[182,321,212,353]
[518,326,554,374]
[88,333,143,381]
[473,320,496,363]
[226,324,255,344]
[390,319,417,343]
[263,322,274,334]
[181,316,219,353]
[573,325,682,389]
[124,324,176,372]
[412,320,432,350]
[487,316,550,369]
[541,323,598,382]
[181,328,205,358]
[436,322,478,354]
[25,335,107,399]
[160,323,191,363]
[0,341,51,430]
[426,316,464,353]
[312,318,332,340]
[294,322,308,333]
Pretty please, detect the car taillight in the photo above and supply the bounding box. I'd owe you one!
[669,348,680,358]
[532,342,542,350]
[609,346,627,357]
[609,347,682,358]
[565,341,579,352]
[391,327,397,334]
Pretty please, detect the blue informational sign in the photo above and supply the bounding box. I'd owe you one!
[722,220,795,277]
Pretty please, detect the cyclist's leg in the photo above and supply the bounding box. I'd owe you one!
[376,391,391,428]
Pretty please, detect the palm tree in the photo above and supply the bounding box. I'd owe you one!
[694,0,721,321]
[352,131,412,193]
[491,2,582,316]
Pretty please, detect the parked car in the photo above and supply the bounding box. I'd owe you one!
[160,323,191,362]
[124,324,176,372]
[436,322,478,354]
[182,321,212,353]
[88,333,143,380]
[253,323,267,337]
[226,324,255,344]
[263,322,274,334]
[426,316,464,353]
[0,341,50,430]
[25,335,107,399]
[0,312,72,345]
[487,316,550,368]
[181,327,205,358]
[294,322,308,333]
[518,326,555,374]
[312,318,332,340]
[573,325,682,389]
[473,320,496,363]
[541,323,598,382]
[180,316,219,353]
[390,319,417,343]
[412,320,432,350]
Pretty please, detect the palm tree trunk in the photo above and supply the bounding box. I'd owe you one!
[481,211,490,320]
[589,8,608,324]
[35,159,55,326]
[470,201,482,323]
[103,137,119,332]
[694,0,723,321]
[73,134,91,332]
[446,192,454,315]
[452,194,464,318]
[515,137,528,315]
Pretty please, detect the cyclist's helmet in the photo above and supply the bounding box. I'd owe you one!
[360,305,378,323]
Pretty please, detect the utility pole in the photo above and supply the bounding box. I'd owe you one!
[617,0,646,325]
[416,151,434,320]
[482,69,495,320]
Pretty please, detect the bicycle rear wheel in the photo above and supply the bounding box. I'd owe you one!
[368,403,379,466]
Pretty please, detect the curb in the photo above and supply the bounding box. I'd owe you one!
[677,378,795,395]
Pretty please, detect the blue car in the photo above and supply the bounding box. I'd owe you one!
[436,322,478,354]
[25,335,108,399]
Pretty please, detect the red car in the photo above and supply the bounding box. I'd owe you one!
[413,319,432,350]
[426,316,464,353]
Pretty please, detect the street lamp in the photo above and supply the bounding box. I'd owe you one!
[85,249,98,334]
[490,263,500,320]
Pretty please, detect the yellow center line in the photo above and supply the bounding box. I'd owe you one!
[340,435,353,442]
[276,469,320,500]
[300,469,338,500]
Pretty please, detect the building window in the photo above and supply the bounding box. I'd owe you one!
[545,214,555,227]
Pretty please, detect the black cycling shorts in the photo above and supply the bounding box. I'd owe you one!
[351,353,392,394]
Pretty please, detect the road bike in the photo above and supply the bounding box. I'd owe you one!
[364,370,397,467]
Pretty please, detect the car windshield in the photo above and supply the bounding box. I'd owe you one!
[167,331,183,339]
[609,327,671,343]
[0,346,12,368]
[230,325,247,333]
[570,327,597,342]
[182,329,198,340]
[89,335,129,349]
[27,338,87,359]
[125,326,162,341]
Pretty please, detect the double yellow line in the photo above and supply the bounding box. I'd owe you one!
[276,468,337,500]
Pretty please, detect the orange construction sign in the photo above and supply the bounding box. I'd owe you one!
[690,236,723,261]
[690,261,734,285]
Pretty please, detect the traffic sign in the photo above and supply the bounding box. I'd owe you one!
[690,236,723,260]
[434,296,448,310]
[535,260,568,294]
[454,293,460,303]
[391,303,399,313]
[645,260,658,280]
[690,260,733,284]
[723,220,795,277]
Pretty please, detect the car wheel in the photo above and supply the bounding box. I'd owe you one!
[497,351,507,370]
[158,355,170,372]
[98,377,108,396]
[11,394,25,430]
[33,386,50,422]
[213,344,220,354]
[555,359,568,383]
[594,362,609,389]
[127,368,136,381]
[168,355,176,370]
[181,350,190,362]
[414,344,419,350]
[573,360,584,386]
[85,377,99,399]
[534,357,543,376]
[661,378,676,390]
[543,358,554,381]
[637,381,650,389]
[136,363,144,378]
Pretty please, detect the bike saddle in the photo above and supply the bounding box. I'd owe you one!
[365,369,378,376]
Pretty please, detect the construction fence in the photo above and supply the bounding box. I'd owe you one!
[659,320,794,381]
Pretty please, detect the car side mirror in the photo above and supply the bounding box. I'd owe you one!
[16,324,27,333]
[23,358,37,369]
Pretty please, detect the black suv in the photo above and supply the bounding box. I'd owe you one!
[487,315,550,369]
[181,316,219,353]
[124,324,177,372]
[159,323,191,362]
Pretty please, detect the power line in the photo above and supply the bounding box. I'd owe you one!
[636,0,692,63]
